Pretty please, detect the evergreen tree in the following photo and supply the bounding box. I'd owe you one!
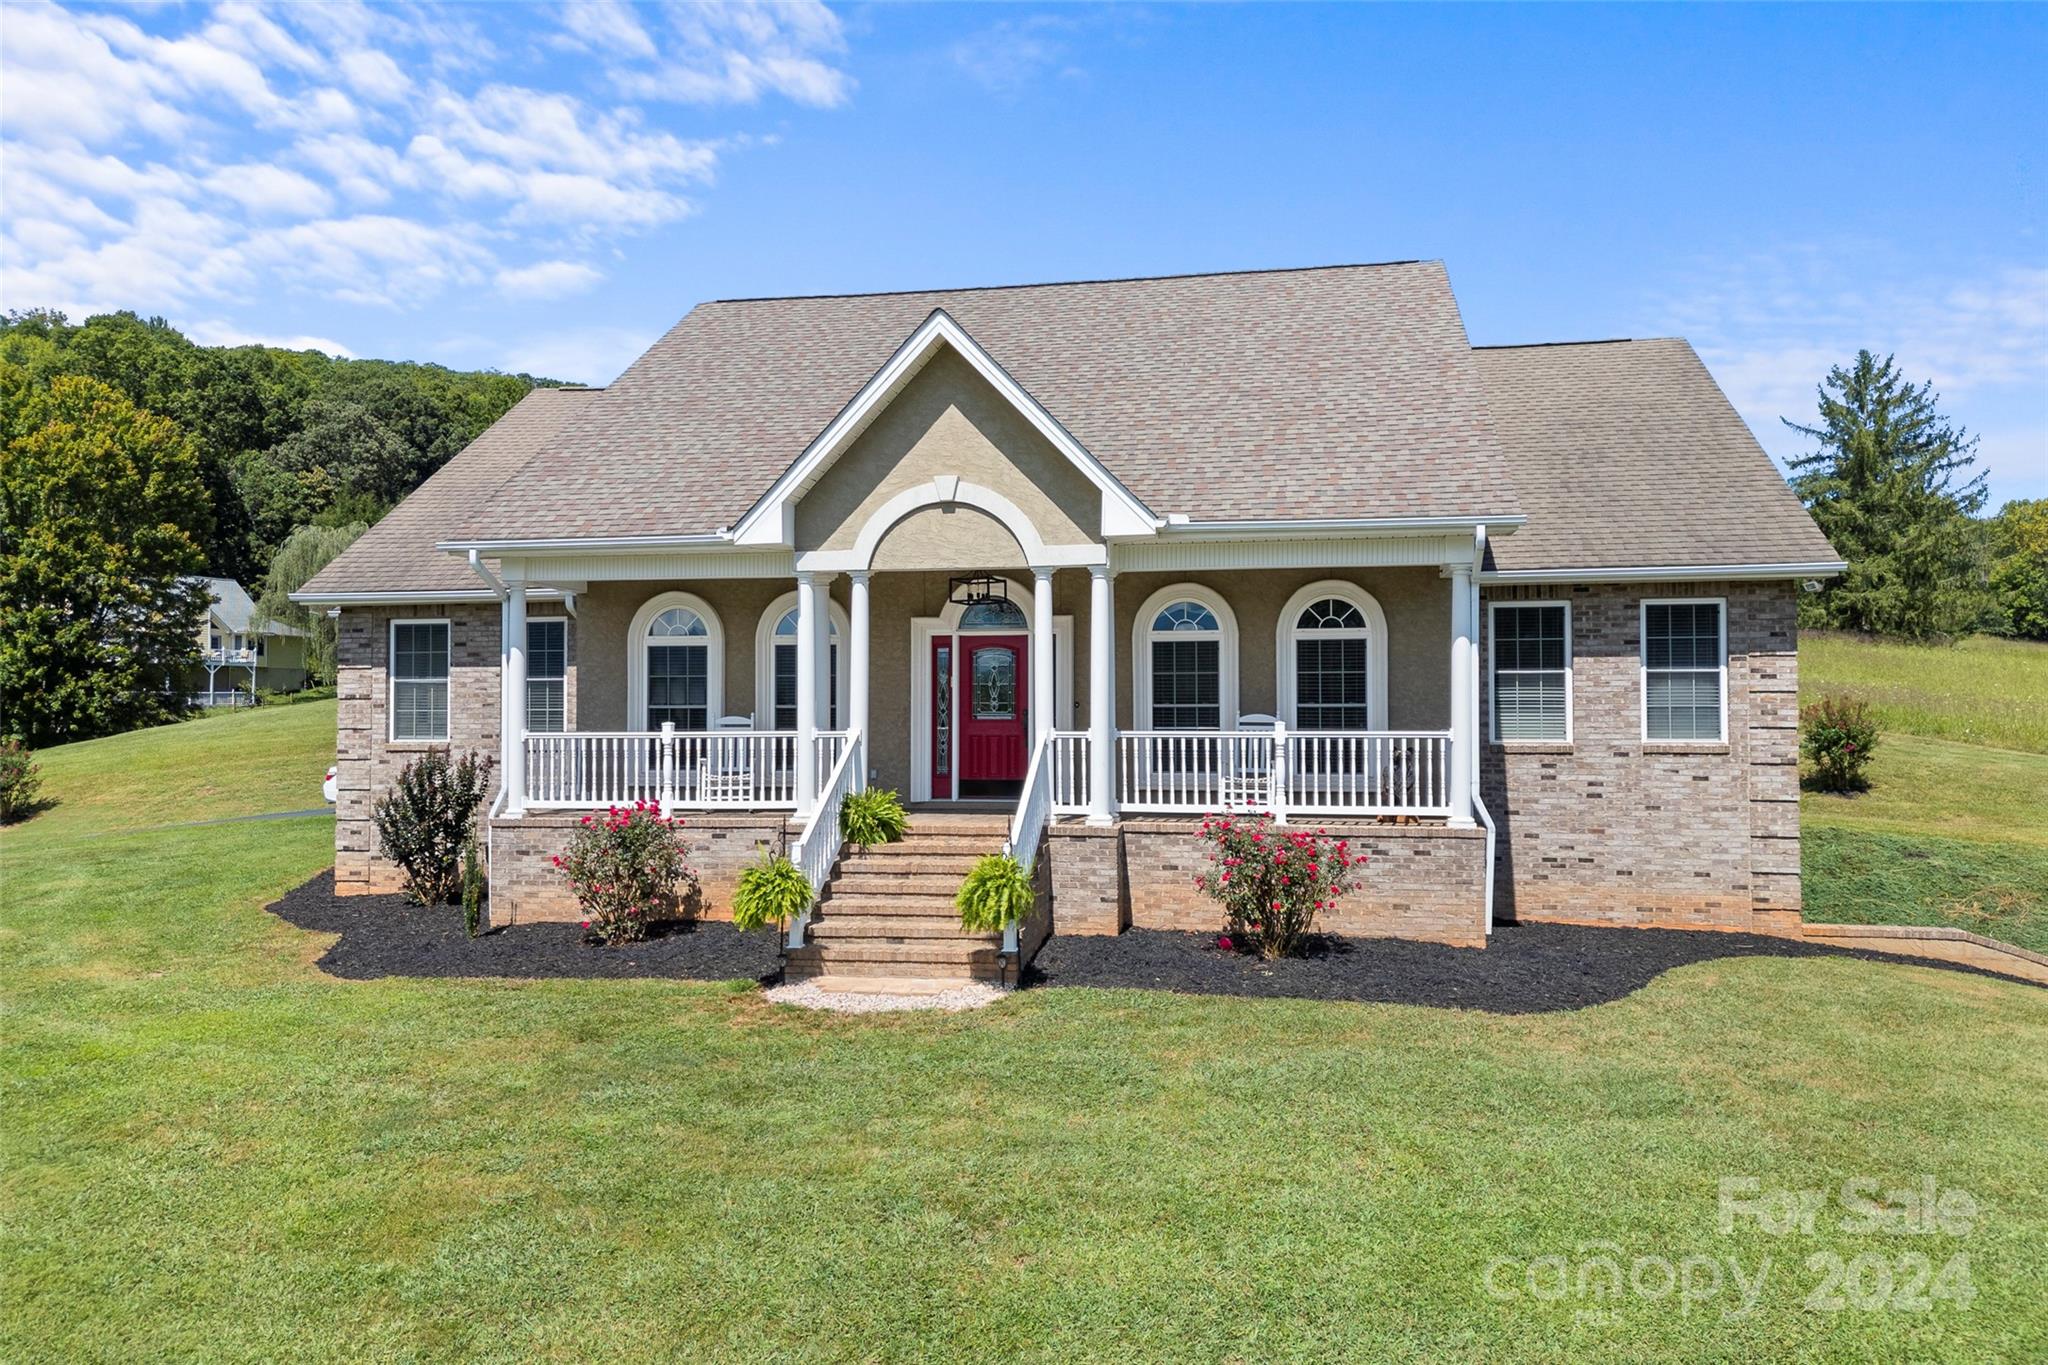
[0,376,211,745]
[1783,352,1991,640]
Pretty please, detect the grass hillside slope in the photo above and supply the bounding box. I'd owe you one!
[1801,633,2048,951]
[4,691,2043,1360]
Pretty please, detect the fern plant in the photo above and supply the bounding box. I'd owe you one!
[839,786,908,850]
[956,853,1034,933]
[732,853,813,933]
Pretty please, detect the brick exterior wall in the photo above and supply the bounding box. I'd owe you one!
[486,811,790,925]
[1479,580,1801,935]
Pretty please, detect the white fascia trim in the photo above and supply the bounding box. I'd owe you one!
[728,308,1161,547]
[436,533,729,554]
[290,588,562,606]
[1148,513,1526,542]
[1481,561,1847,584]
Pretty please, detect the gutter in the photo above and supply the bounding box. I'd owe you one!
[437,532,731,555]
[1481,560,1846,585]
[466,549,509,600]
[1152,513,1527,540]
[1469,526,1497,936]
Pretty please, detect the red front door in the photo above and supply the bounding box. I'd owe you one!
[941,634,1028,797]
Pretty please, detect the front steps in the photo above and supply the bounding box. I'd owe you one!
[783,813,1014,985]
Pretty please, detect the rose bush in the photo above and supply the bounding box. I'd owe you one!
[553,801,698,946]
[1193,813,1367,959]
[1801,694,1879,793]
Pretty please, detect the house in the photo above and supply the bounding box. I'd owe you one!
[183,577,310,706]
[294,262,1842,981]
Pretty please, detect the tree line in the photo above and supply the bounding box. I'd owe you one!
[1,310,555,746]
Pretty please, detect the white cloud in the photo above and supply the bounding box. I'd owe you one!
[184,317,356,355]
[949,15,1083,94]
[596,0,854,108]
[495,259,605,300]
[204,162,334,217]
[337,48,408,102]
[493,325,660,385]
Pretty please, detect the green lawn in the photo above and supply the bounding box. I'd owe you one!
[5,705,2046,1360]
[1801,635,2048,948]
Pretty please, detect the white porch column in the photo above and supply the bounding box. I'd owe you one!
[1031,567,1055,749]
[504,582,527,816]
[794,571,821,813]
[1086,564,1116,825]
[848,570,871,763]
[1446,564,1476,828]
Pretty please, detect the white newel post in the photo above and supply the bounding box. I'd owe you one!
[1447,564,1476,827]
[504,582,527,816]
[1031,567,1055,748]
[848,570,871,783]
[1086,564,1116,825]
[794,572,820,814]
[658,721,676,818]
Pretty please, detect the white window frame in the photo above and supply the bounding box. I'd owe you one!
[1275,580,1389,731]
[1640,596,1727,743]
[1488,599,1573,744]
[526,617,568,734]
[753,591,849,732]
[1132,582,1238,732]
[388,617,451,743]
[626,591,724,731]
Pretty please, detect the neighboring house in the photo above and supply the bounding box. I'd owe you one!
[295,262,1841,981]
[184,577,311,705]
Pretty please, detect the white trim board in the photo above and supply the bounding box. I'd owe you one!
[1482,561,1846,584]
[729,308,1161,548]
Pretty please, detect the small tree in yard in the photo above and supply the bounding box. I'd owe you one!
[370,749,494,905]
[1801,696,1879,793]
[1193,814,1367,960]
[0,741,42,822]
[553,801,697,946]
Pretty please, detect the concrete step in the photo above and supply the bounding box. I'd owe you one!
[813,915,995,942]
[818,892,961,916]
[902,813,1010,836]
[785,947,1008,983]
[829,871,967,896]
[866,834,1004,856]
[838,852,983,876]
[800,938,1005,966]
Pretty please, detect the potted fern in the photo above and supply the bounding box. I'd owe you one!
[732,852,813,934]
[957,853,1034,934]
[839,787,908,851]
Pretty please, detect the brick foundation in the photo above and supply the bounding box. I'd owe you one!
[486,810,791,925]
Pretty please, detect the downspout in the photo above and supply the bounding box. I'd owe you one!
[1469,526,1498,935]
[466,550,510,930]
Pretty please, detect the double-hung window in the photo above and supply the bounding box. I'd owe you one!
[1642,600,1725,741]
[1491,603,1570,741]
[391,620,450,741]
[526,619,566,734]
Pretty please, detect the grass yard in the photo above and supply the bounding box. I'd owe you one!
[1801,634,2048,951]
[5,706,2047,1360]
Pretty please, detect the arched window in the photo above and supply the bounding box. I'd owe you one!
[1133,584,1238,731]
[1277,581,1387,731]
[755,595,849,732]
[627,593,723,730]
[958,597,1027,630]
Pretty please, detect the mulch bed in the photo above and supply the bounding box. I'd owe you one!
[268,870,781,983]
[1024,922,2036,1013]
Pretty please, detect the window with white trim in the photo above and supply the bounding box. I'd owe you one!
[1643,600,1725,741]
[645,606,710,730]
[1292,597,1372,729]
[391,620,449,741]
[1147,599,1222,730]
[770,607,837,731]
[1491,603,1569,741]
[526,618,566,734]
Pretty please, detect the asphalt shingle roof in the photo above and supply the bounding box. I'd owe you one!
[1473,339,1839,573]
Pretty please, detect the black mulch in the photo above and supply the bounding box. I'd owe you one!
[1023,922,2037,1014]
[268,870,782,983]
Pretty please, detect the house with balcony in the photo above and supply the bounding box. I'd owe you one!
[294,261,1841,982]
[183,576,310,706]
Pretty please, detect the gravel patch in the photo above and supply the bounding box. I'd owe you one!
[268,870,781,982]
[1025,921,2035,1013]
[763,980,1013,1013]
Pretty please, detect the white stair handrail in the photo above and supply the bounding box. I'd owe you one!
[785,728,862,951]
[999,730,1057,957]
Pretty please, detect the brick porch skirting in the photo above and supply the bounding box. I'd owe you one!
[488,811,792,926]
[1047,817,1491,949]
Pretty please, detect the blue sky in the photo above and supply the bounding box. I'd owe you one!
[4,1,2043,505]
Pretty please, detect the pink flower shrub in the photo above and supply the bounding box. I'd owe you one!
[1192,813,1367,959]
[556,801,699,946]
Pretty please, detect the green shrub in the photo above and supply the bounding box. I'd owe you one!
[461,841,485,939]
[732,853,812,933]
[0,741,42,822]
[1802,694,1880,792]
[370,749,494,905]
[555,801,697,946]
[1193,814,1366,959]
[839,786,907,850]
[957,853,1034,933]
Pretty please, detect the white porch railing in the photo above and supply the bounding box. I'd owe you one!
[523,727,850,810]
[1048,730,1091,814]
[1000,731,1061,954]
[787,729,863,950]
[1108,726,1454,818]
